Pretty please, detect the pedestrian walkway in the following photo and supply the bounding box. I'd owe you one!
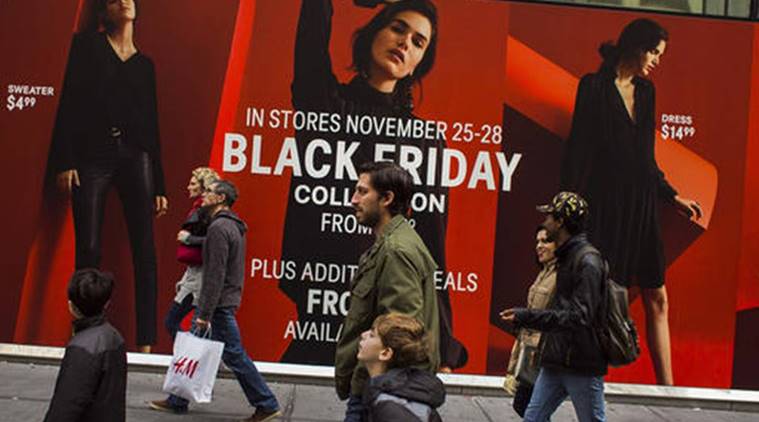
[1,360,757,421]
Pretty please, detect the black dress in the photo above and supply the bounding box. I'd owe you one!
[50,31,164,345]
[560,69,677,288]
[279,0,466,367]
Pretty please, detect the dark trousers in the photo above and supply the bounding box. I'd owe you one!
[72,137,157,345]
[164,294,195,340]
[513,382,534,418]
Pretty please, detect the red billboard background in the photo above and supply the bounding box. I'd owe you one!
[1,0,758,389]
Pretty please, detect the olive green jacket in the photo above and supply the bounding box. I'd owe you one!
[334,215,440,399]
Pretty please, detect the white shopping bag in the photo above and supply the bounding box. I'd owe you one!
[162,330,224,403]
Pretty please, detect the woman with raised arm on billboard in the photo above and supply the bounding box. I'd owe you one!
[560,18,702,385]
[50,0,167,353]
[281,0,467,380]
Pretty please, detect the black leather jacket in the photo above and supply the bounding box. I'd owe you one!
[514,233,608,376]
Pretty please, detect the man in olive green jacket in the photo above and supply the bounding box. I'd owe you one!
[335,161,440,422]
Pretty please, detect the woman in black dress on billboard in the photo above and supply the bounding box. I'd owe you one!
[51,0,167,352]
[560,19,701,385]
[282,0,467,372]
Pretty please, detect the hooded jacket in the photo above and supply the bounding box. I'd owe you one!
[197,209,248,320]
[514,233,608,376]
[362,368,446,422]
[43,315,127,422]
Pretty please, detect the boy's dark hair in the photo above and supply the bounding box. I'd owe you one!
[213,180,239,207]
[67,269,114,317]
[358,161,413,216]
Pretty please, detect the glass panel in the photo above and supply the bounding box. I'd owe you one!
[519,0,753,18]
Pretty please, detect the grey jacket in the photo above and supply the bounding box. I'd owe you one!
[197,209,248,320]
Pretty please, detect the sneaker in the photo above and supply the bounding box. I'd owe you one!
[240,408,282,422]
[148,399,188,414]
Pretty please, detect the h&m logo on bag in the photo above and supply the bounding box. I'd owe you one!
[172,357,200,378]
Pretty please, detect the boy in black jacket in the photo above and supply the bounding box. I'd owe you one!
[358,313,445,422]
[501,192,608,422]
[44,269,127,422]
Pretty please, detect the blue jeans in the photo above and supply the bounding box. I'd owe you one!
[167,307,279,412]
[344,394,365,422]
[164,294,195,340]
[523,367,606,422]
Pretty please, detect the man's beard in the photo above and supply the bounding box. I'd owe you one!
[357,207,380,228]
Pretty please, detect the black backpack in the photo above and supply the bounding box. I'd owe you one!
[573,245,640,367]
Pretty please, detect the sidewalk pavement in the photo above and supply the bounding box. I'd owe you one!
[1,360,757,422]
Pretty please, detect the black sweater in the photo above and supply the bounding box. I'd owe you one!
[50,31,165,195]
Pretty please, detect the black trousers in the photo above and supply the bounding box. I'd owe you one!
[72,136,157,345]
[513,382,534,418]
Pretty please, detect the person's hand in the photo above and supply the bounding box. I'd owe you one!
[674,195,702,220]
[56,169,80,193]
[195,318,210,331]
[499,308,517,323]
[177,230,190,244]
[155,195,168,217]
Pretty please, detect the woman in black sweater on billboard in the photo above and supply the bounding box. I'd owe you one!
[560,18,701,385]
[281,0,467,371]
[50,0,167,352]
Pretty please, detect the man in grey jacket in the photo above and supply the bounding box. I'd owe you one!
[150,180,281,422]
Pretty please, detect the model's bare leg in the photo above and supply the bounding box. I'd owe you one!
[641,286,673,385]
